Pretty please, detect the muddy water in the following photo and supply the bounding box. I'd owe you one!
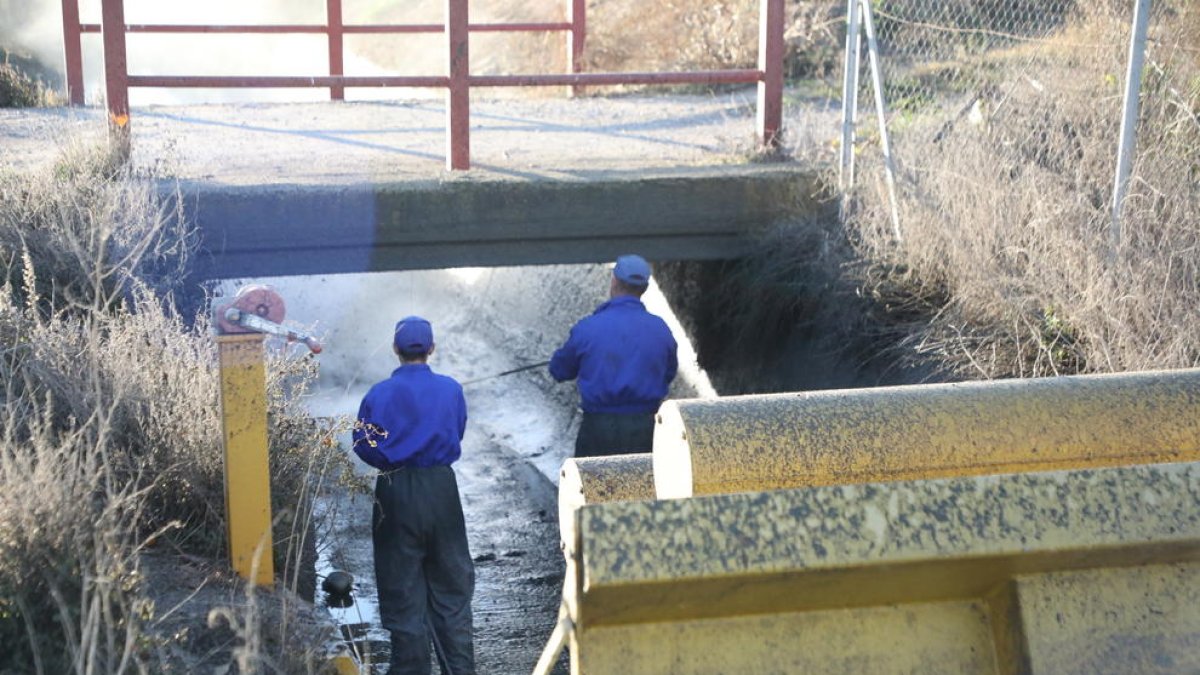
[315,426,569,674]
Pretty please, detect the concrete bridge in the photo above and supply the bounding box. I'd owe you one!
[182,165,825,279]
[0,95,838,280]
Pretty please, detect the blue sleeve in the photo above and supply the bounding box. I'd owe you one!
[549,325,582,382]
[457,386,468,440]
[351,395,388,470]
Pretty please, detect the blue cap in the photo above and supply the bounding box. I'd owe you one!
[613,254,652,286]
[394,316,433,353]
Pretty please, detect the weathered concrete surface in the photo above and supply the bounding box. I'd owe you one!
[557,454,656,627]
[1012,564,1200,675]
[0,96,838,184]
[181,165,827,279]
[654,368,1200,498]
[558,455,655,546]
[580,601,998,674]
[556,454,652,559]
[568,461,1200,674]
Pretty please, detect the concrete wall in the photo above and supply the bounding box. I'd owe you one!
[184,166,821,280]
[566,461,1200,674]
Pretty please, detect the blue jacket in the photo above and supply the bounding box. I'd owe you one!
[550,296,678,414]
[352,364,467,470]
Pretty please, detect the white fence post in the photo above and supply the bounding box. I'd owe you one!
[1111,0,1152,254]
[859,0,902,241]
[839,0,863,216]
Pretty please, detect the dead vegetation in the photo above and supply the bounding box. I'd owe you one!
[0,140,349,673]
[0,49,57,108]
[849,2,1200,379]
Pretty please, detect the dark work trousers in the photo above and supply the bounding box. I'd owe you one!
[373,466,475,675]
[574,411,656,458]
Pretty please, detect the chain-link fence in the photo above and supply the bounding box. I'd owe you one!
[834,0,1200,377]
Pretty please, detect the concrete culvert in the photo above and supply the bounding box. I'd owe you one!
[223,263,709,674]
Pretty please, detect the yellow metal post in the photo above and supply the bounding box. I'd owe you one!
[329,652,362,675]
[216,333,275,586]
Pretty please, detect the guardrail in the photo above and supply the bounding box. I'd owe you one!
[551,369,1200,673]
[61,0,785,170]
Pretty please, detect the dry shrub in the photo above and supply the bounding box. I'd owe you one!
[586,0,758,74]
[585,0,845,85]
[0,61,47,107]
[0,50,58,108]
[0,401,151,674]
[0,140,349,672]
[851,3,1200,378]
[348,0,838,95]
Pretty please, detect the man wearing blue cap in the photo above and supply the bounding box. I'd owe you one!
[353,316,475,675]
[550,254,678,457]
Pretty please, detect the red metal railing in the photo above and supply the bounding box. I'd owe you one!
[62,0,784,170]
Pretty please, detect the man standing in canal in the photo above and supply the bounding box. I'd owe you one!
[550,254,678,457]
[353,316,475,675]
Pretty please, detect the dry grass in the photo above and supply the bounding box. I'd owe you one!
[351,0,839,96]
[0,403,150,674]
[849,3,1200,379]
[0,140,350,673]
[0,61,56,108]
[586,0,758,74]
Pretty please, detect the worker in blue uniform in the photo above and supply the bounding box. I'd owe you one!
[550,254,678,457]
[353,316,475,675]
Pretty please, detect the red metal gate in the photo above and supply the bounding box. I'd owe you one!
[61,0,785,170]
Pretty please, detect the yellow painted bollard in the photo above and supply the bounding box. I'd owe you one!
[216,332,275,587]
[213,285,322,585]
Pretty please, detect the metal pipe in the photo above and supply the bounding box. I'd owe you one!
[81,23,332,34]
[859,0,902,241]
[61,0,85,105]
[471,69,761,87]
[568,0,587,96]
[756,0,785,148]
[446,0,470,170]
[839,0,863,215]
[326,0,345,100]
[100,0,130,153]
[458,361,549,386]
[1111,0,1152,254]
[126,70,761,90]
[127,75,449,88]
[78,22,574,34]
